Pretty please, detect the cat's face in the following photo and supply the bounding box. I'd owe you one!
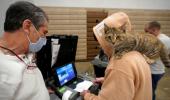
[104,24,125,44]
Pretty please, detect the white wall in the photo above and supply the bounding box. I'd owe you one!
[0,0,33,36]
[34,0,170,10]
[0,0,10,36]
[1,0,170,35]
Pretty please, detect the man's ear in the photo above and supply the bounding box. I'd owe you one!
[22,19,31,34]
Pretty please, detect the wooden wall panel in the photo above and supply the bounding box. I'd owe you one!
[108,9,170,36]
[87,11,107,60]
[41,7,87,60]
[41,7,170,61]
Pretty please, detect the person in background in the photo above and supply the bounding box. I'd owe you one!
[91,48,108,77]
[145,21,170,100]
[0,1,50,100]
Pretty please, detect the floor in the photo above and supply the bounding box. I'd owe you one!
[156,68,170,100]
[75,61,170,100]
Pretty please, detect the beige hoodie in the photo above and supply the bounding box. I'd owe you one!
[84,51,152,100]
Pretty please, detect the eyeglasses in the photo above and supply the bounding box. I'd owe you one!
[23,54,37,69]
[27,63,37,69]
[32,23,47,38]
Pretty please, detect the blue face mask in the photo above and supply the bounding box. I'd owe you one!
[26,25,47,53]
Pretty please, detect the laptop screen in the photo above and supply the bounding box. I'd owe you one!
[55,63,76,86]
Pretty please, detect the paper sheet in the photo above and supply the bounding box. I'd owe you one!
[62,90,73,100]
[74,80,93,92]
[51,39,60,67]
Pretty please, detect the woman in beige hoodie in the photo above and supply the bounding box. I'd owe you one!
[82,12,170,100]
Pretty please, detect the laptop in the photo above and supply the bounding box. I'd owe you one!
[54,62,93,92]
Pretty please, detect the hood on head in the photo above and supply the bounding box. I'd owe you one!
[93,12,131,58]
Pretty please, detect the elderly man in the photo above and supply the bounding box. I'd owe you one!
[0,1,50,100]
